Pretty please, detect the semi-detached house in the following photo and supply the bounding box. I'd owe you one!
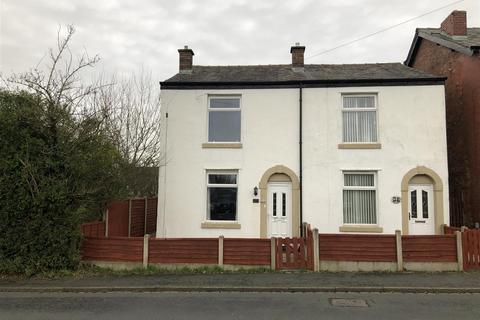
[156,44,449,238]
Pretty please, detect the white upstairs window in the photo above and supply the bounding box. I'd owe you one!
[342,95,378,143]
[343,172,377,224]
[208,96,241,142]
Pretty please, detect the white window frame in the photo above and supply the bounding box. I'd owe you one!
[341,94,379,143]
[342,171,378,225]
[206,170,239,221]
[207,95,241,143]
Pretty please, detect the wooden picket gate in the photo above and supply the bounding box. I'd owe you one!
[462,229,480,270]
[275,225,314,270]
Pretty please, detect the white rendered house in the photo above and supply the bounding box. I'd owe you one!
[156,45,449,238]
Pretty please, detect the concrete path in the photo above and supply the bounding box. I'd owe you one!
[1,271,480,293]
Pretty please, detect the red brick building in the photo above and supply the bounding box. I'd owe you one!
[405,11,480,227]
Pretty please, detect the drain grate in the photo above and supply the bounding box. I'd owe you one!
[329,298,369,307]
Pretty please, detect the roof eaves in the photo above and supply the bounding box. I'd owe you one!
[160,77,446,90]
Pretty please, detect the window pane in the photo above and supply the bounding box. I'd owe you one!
[343,111,358,142]
[357,111,377,142]
[208,187,237,220]
[273,193,277,217]
[208,111,241,142]
[343,96,375,109]
[343,190,377,224]
[210,98,240,109]
[411,190,417,218]
[344,174,374,187]
[343,110,377,142]
[282,193,286,217]
[422,190,428,218]
[208,174,237,185]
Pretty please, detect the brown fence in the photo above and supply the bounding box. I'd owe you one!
[106,201,129,237]
[82,237,143,262]
[402,235,457,262]
[462,229,480,270]
[319,234,397,262]
[81,221,106,237]
[223,238,271,266]
[444,225,461,235]
[149,238,218,264]
[106,197,158,237]
[80,230,463,272]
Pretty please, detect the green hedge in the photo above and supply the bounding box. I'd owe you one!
[0,90,124,275]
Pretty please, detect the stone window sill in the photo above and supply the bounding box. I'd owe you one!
[201,221,241,229]
[202,142,242,149]
[338,143,382,149]
[339,225,383,233]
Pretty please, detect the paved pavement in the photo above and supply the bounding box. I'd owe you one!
[1,291,479,320]
[1,271,480,293]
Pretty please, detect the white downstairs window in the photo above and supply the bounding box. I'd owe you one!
[343,172,377,224]
[342,95,378,143]
[206,171,238,221]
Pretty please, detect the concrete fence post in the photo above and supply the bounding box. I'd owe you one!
[105,209,109,237]
[218,235,224,267]
[270,237,276,270]
[395,230,403,272]
[143,234,150,268]
[313,228,320,272]
[455,231,464,271]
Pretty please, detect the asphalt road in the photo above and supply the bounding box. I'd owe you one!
[1,292,479,320]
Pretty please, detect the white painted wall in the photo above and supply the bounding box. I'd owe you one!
[157,85,449,237]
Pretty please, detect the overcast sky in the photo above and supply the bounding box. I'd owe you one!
[1,0,479,82]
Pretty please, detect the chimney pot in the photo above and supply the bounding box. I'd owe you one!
[440,10,467,36]
[290,43,306,70]
[178,46,194,73]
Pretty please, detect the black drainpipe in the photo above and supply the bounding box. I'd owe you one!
[299,83,303,237]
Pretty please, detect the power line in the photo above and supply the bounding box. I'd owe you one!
[305,0,465,60]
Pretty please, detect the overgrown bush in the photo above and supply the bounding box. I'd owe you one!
[0,90,124,275]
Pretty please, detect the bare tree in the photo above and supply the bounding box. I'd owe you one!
[92,70,161,167]
[4,25,100,114]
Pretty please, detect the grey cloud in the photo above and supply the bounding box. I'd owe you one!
[1,0,478,82]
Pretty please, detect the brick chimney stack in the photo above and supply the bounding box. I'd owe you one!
[440,10,467,36]
[178,45,194,73]
[290,42,306,71]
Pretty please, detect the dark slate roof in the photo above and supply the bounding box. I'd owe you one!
[161,63,444,89]
[405,28,480,66]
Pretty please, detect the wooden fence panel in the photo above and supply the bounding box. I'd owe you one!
[402,235,457,262]
[130,199,146,237]
[107,201,129,237]
[463,229,480,269]
[223,238,271,265]
[81,237,143,262]
[319,234,397,262]
[444,225,461,235]
[148,238,218,264]
[81,221,105,237]
[145,198,158,234]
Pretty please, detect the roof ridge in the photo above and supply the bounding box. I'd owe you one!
[193,62,404,68]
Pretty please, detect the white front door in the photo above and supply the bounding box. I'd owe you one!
[408,184,435,235]
[267,183,292,238]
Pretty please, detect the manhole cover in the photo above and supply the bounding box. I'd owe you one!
[329,298,369,307]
